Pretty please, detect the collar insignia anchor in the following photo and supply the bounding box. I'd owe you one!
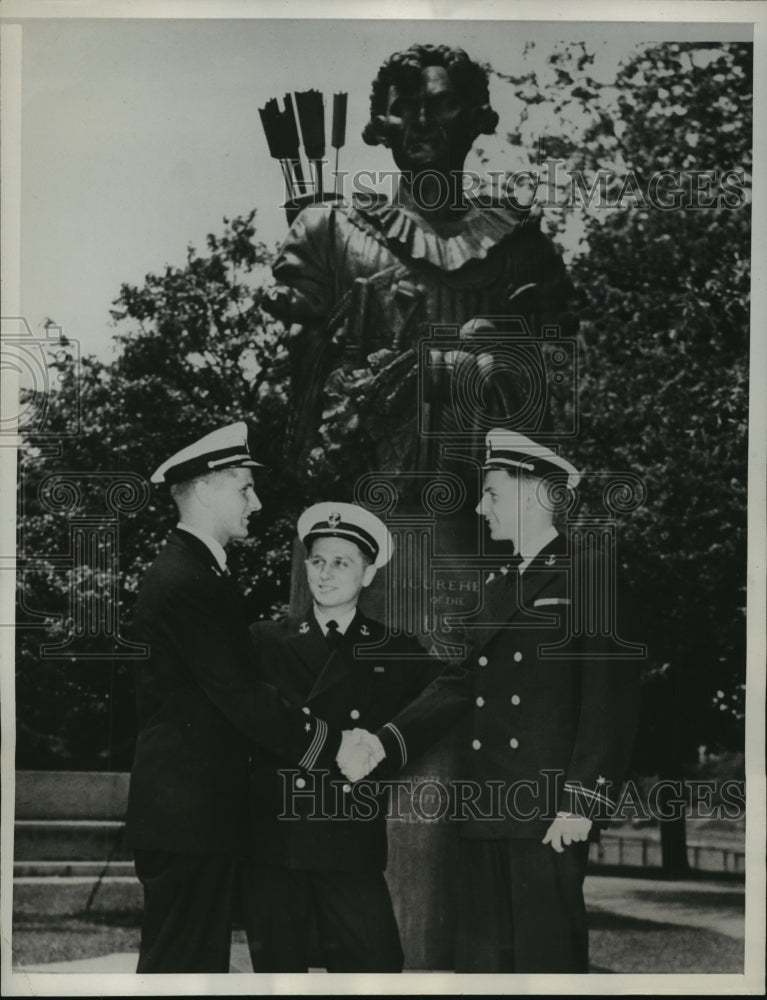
[299,621,310,634]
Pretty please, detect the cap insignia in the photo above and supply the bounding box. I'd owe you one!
[328,512,341,528]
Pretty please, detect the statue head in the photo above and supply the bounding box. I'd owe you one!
[362,44,499,174]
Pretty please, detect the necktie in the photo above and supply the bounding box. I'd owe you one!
[325,619,342,651]
[504,552,523,583]
[212,559,231,579]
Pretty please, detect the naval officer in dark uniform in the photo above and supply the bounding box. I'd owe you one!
[358,430,641,973]
[239,502,440,972]
[125,424,348,973]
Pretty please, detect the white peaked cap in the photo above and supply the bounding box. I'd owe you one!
[484,429,581,489]
[297,501,393,568]
[151,421,262,485]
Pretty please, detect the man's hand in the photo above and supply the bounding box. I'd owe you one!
[336,728,386,783]
[542,814,593,853]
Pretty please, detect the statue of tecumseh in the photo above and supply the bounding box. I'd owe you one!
[264,43,575,483]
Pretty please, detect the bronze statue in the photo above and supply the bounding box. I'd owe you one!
[263,43,574,482]
[259,48,580,968]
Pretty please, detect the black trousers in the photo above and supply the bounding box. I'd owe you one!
[455,837,590,973]
[239,861,404,972]
[134,850,236,973]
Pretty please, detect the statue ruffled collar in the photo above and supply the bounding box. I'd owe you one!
[346,191,535,272]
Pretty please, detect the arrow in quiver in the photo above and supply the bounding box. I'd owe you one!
[294,89,326,198]
[281,93,306,194]
[331,92,348,196]
[258,96,302,199]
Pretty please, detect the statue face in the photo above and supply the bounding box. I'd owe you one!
[385,65,476,173]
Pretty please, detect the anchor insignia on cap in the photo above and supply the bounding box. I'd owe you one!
[328,512,341,528]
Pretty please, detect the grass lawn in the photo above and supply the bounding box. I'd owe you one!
[13,913,742,974]
[589,910,743,973]
[12,915,141,968]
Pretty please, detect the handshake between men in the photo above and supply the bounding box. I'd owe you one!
[336,728,386,782]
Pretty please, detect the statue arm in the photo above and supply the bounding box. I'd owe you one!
[265,207,337,324]
[523,226,577,332]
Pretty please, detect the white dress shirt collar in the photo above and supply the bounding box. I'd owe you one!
[518,525,559,574]
[313,605,357,636]
[177,522,228,573]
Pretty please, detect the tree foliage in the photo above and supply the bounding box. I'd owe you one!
[501,42,751,761]
[15,212,307,769]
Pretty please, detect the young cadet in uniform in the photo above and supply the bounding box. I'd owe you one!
[125,424,351,973]
[348,430,641,973]
[239,502,440,973]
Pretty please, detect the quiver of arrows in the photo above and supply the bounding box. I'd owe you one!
[259,89,348,223]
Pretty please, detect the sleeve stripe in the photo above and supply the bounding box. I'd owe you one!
[384,722,407,768]
[564,781,616,810]
[298,717,328,770]
[534,598,571,606]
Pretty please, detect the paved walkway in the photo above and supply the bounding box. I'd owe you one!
[19,943,255,974]
[14,874,745,975]
[585,874,744,940]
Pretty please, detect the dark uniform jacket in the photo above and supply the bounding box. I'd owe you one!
[376,533,641,840]
[125,529,339,855]
[246,609,439,872]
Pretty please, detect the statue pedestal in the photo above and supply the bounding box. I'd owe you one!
[385,724,468,969]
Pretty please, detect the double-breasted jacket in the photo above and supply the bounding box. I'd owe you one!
[376,533,642,839]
